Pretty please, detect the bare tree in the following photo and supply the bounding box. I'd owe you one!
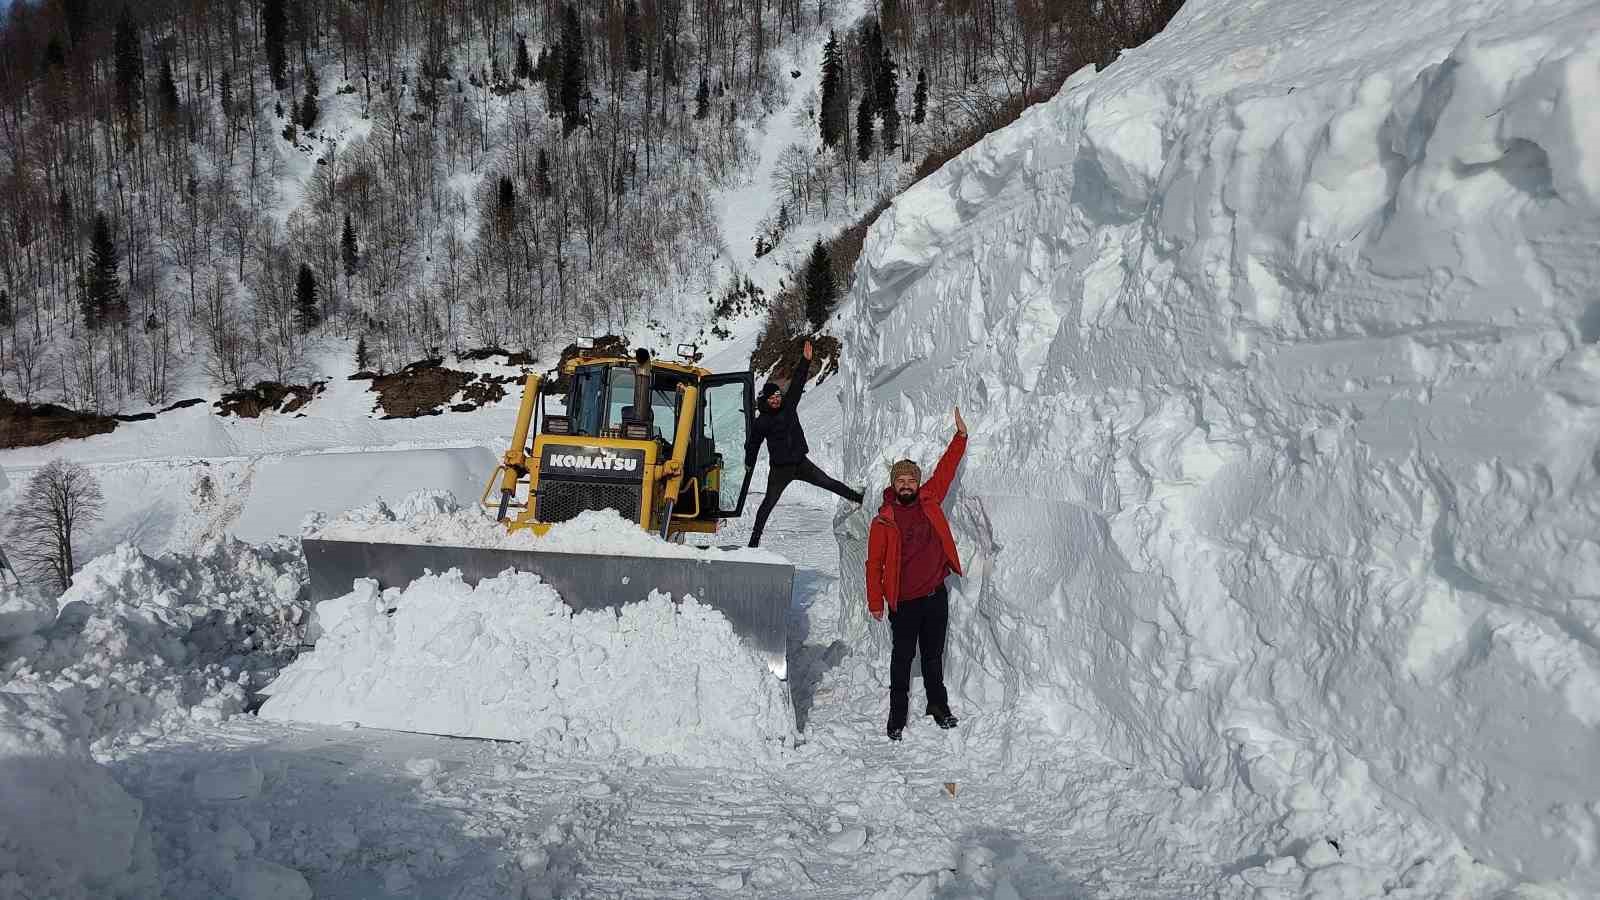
[6,458,104,595]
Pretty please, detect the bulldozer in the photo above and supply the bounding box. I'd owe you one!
[298,343,797,680]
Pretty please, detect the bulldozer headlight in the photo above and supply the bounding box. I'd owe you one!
[621,422,651,440]
[544,415,572,434]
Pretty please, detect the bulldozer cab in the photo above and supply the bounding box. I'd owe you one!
[566,362,751,525]
[497,350,754,539]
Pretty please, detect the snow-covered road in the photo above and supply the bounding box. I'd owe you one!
[104,485,1232,900]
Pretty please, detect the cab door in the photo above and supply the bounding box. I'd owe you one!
[697,371,755,518]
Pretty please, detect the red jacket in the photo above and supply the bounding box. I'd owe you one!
[866,432,967,618]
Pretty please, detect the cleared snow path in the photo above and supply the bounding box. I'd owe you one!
[107,479,1232,899]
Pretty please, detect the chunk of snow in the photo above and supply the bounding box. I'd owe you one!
[0,582,54,640]
[192,757,265,802]
[826,825,868,854]
[228,859,312,900]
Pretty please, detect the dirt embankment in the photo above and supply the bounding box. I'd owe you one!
[362,360,521,419]
[0,395,211,449]
[215,382,327,418]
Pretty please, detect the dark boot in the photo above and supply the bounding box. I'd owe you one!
[887,723,903,741]
[926,703,958,729]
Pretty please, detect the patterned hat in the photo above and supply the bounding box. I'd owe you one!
[889,459,921,482]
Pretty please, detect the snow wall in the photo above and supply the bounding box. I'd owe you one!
[836,0,1600,886]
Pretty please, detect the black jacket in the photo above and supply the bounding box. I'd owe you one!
[746,357,811,467]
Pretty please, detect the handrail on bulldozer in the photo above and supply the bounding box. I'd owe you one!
[654,383,699,538]
[487,372,542,521]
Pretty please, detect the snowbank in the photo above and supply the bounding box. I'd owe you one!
[260,570,792,758]
[0,581,53,640]
[0,691,160,900]
[307,490,789,565]
[0,537,314,898]
[2,539,307,750]
[231,447,497,543]
[836,0,1600,892]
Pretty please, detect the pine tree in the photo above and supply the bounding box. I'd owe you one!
[913,67,927,125]
[84,213,121,331]
[113,7,143,123]
[856,95,873,162]
[58,189,74,238]
[694,72,710,120]
[515,38,534,81]
[535,148,553,200]
[876,42,898,126]
[624,0,644,72]
[42,37,66,73]
[341,214,359,276]
[819,31,844,148]
[62,0,91,47]
[804,241,836,329]
[542,45,562,113]
[295,264,320,332]
[157,53,179,120]
[0,289,12,329]
[299,73,319,130]
[496,175,517,236]
[860,19,883,117]
[219,69,234,119]
[558,4,586,136]
[355,334,369,371]
[263,0,288,90]
[882,107,901,154]
[662,39,678,86]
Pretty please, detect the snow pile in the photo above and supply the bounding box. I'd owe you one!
[837,0,1600,892]
[1,538,308,750]
[231,447,498,543]
[307,490,789,564]
[259,570,793,758]
[0,581,54,640]
[0,690,160,900]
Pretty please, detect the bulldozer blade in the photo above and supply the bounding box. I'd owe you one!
[300,538,796,680]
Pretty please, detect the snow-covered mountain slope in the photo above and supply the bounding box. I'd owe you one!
[835,0,1600,889]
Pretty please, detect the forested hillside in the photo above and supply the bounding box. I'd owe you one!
[0,0,1179,416]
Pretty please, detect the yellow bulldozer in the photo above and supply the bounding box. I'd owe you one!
[299,343,796,681]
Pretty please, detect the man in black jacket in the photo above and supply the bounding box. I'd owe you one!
[744,340,863,547]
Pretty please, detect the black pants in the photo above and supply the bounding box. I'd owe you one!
[747,457,862,547]
[888,584,949,729]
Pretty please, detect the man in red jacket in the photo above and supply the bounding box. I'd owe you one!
[865,407,967,741]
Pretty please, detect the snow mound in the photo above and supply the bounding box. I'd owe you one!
[2,538,307,750]
[0,691,160,900]
[837,0,1600,891]
[0,581,53,640]
[307,490,789,564]
[232,447,498,543]
[259,570,793,759]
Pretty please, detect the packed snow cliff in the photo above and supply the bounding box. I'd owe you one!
[836,0,1600,892]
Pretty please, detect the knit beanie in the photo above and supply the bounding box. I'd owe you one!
[758,382,782,402]
[889,459,921,482]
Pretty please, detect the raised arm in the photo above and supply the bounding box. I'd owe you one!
[783,341,814,411]
[923,407,969,503]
